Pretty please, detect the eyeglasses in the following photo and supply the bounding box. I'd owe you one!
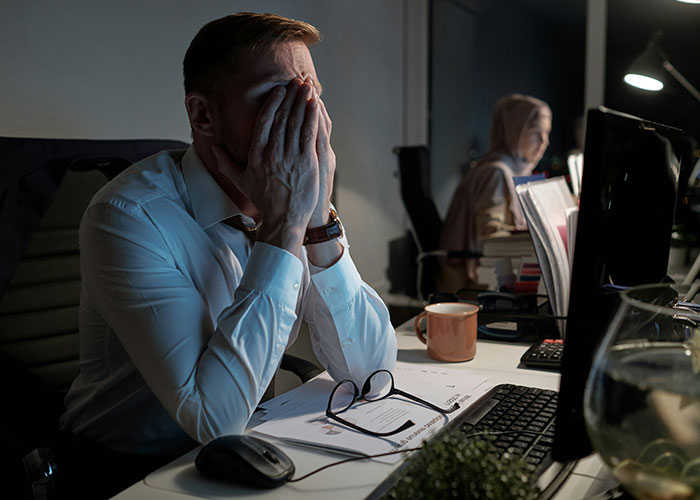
[325,369,460,437]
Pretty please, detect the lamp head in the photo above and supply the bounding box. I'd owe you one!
[624,31,668,92]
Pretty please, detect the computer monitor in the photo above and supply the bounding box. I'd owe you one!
[552,107,684,461]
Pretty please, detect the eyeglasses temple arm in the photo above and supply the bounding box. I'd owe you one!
[393,389,460,414]
[327,412,415,437]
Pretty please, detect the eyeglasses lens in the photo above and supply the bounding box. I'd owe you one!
[364,370,393,402]
[330,380,357,413]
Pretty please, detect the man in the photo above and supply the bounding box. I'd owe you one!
[59,12,396,495]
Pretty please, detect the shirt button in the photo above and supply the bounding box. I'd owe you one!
[343,338,353,346]
[277,345,284,353]
[293,282,299,291]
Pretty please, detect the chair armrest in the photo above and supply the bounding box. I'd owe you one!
[280,354,324,384]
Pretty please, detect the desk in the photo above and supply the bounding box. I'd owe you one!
[113,320,618,500]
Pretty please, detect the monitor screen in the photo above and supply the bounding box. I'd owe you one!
[552,107,684,461]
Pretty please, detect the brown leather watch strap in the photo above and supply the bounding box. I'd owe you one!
[303,208,343,245]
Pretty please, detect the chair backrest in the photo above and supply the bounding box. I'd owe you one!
[0,137,190,395]
[394,145,443,300]
[394,146,443,254]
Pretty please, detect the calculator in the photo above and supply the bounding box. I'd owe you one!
[519,339,564,371]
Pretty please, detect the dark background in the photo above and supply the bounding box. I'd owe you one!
[606,0,700,144]
[430,0,700,185]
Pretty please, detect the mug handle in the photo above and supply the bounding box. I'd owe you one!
[414,311,428,344]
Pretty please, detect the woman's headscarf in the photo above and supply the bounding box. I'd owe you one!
[482,94,552,175]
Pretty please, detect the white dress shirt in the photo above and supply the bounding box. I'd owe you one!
[60,146,397,455]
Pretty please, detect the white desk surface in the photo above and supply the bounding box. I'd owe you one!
[113,319,618,500]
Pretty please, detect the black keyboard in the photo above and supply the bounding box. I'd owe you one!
[367,384,575,499]
[460,384,558,472]
[520,339,564,370]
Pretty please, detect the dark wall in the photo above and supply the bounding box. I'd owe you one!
[473,1,585,169]
[430,0,586,189]
[605,0,700,143]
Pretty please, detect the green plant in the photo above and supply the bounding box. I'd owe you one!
[382,430,540,500]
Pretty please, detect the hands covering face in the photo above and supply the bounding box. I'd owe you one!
[212,77,335,247]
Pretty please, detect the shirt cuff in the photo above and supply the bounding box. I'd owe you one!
[310,249,362,312]
[239,242,304,307]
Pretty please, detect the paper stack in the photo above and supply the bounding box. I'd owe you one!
[515,177,577,329]
[480,231,536,258]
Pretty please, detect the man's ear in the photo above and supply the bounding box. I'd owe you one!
[185,92,218,137]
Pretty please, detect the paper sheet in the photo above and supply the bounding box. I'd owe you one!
[252,362,491,463]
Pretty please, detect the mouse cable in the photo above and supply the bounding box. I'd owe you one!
[287,446,423,482]
[287,429,550,482]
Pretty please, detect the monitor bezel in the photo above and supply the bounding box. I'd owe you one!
[552,106,684,461]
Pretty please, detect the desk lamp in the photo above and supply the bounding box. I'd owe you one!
[624,31,700,103]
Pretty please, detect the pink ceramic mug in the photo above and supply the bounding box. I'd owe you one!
[414,302,479,362]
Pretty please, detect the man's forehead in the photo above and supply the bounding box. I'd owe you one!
[254,73,323,94]
[239,41,323,93]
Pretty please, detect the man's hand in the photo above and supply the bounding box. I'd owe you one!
[307,87,336,229]
[212,79,321,256]
[304,86,344,268]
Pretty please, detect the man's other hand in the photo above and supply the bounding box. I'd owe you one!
[307,83,336,229]
[212,78,321,256]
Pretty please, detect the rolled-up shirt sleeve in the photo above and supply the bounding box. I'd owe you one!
[80,201,302,443]
[303,245,397,386]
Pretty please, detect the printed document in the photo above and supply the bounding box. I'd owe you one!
[252,362,491,463]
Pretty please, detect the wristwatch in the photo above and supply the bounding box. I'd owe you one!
[303,208,343,245]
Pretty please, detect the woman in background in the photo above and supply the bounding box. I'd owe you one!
[438,94,552,293]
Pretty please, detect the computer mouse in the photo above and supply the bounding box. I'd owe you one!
[195,434,295,489]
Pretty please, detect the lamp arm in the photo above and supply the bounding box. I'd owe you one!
[662,59,700,104]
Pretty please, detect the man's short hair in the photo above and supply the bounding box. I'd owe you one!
[183,12,321,96]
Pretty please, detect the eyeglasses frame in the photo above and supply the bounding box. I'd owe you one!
[325,369,460,437]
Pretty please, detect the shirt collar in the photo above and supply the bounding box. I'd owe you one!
[181,145,257,230]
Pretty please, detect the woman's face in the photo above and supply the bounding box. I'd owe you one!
[520,114,551,165]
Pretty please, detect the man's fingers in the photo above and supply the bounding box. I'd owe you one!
[316,98,332,157]
[211,144,245,187]
[269,79,301,152]
[318,98,332,137]
[286,82,313,155]
[316,108,328,155]
[250,86,287,156]
[300,98,320,155]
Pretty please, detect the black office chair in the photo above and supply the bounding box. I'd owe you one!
[393,146,479,302]
[0,137,321,499]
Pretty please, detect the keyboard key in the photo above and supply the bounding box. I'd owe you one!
[539,436,554,445]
